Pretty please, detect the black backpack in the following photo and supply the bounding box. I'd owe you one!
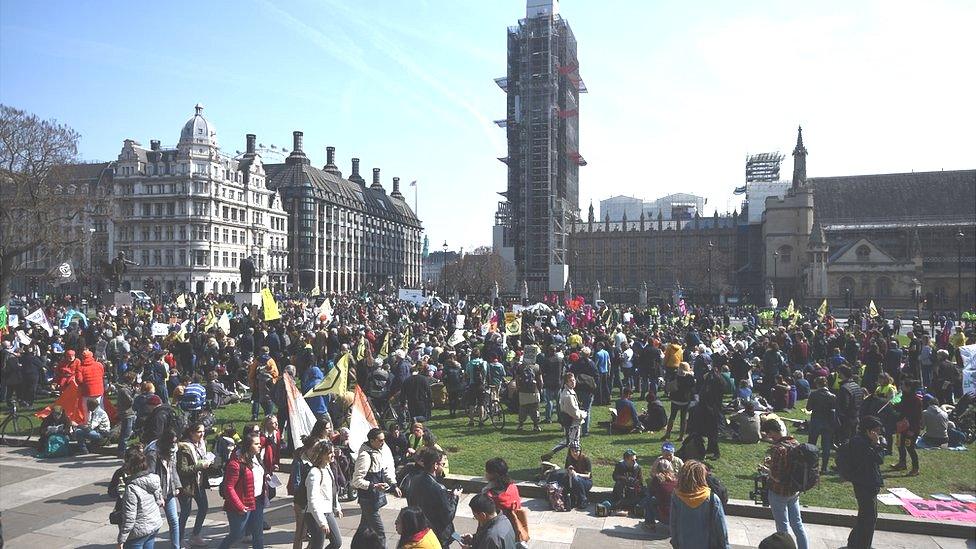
[575,373,597,395]
[787,442,821,493]
[518,365,537,392]
[291,460,313,509]
[471,361,486,387]
[676,433,706,461]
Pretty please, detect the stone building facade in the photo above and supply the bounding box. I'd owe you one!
[570,127,976,310]
[109,105,290,294]
[264,132,422,294]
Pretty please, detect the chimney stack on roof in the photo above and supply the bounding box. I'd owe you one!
[150,140,161,151]
[245,134,256,155]
[286,131,309,165]
[391,177,403,199]
[349,158,365,185]
[323,146,341,176]
[371,168,385,192]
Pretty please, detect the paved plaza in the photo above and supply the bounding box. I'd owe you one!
[1,446,972,548]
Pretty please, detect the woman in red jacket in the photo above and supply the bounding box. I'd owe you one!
[482,457,528,547]
[218,433,269,549]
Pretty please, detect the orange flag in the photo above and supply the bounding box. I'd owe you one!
[36,381,118,424]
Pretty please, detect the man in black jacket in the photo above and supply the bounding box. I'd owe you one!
[405,447,460,547]
[847,416,885,549]
[836,366,863,444]
[400,366,433,422]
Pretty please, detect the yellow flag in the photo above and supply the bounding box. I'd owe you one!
[175,294,187,309]
[310,286,321,297]
[504,312,521,336]
[305,353,349,398]
[869,300,879,318]
[203,308,217,331]
[401,330,410,351]
[817,299,827,318]
[378,332,390,359]
[355,337,366,361]
[262,288,281,321]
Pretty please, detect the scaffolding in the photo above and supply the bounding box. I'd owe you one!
[492,11,584,293]
[746,152,784,183]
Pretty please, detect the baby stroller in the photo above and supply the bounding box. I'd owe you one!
[948,392,976,443]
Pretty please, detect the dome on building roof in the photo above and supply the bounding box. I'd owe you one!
[179,103,218,148]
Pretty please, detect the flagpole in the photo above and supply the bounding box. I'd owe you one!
[414,181,419,217]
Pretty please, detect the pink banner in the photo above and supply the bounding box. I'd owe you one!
[901,499,976,523]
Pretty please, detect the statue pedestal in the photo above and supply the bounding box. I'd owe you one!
[102,292,132,307]
[235,292,262,307]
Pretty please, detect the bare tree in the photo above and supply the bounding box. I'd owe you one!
[443,250,513,297]
[0,104,90,303]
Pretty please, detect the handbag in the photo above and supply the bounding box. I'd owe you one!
[505,507,530,543]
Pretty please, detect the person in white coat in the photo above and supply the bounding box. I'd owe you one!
[305,440,343,549]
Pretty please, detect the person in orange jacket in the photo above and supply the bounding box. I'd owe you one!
[75,349,105,399]
[55,350,80,390]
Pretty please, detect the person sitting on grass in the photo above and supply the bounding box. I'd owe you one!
[651,442,684,474]
[736,378,753,402]
[731,401,762,444]
[607,449,643,515]
[641,458,677,531]
[640,390,668,432]
[611,388,643,434]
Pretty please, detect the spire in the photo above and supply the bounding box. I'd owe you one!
[911,229,923,258]
[808,222,827,249]
[792,125,808,189]
[587,200,594,223]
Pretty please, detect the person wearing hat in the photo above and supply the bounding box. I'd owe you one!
[562,442,593,509]
[605,449,643,515]
[651,441,684,474]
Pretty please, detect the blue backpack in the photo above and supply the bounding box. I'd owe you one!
[41,434,71,458]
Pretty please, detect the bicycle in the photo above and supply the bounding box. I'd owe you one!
[468,385,506,431]
[0,401,36,445]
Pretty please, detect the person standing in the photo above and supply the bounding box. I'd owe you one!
[116,372,138,458]
[405,447,460,547]
[835,366,863,444]
[541,373,587,462]
[117,448,164,549]
[669,460,730,549]
[515,347,543,432]
[594,342,611,405]
[218,433,269,549]
[805,376,837,473]
[761,420,809,549]
[177,423,213,547]
[304,440,343,549]
[846,416,885,549]
[891,379,922,476]
[146,430,182,549]
[351,428,400,546]
[461,493,517,549]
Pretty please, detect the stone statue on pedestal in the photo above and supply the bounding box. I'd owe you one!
[240,256,256,292]
[109,251,139,292]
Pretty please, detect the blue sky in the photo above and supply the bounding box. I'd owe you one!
[2,0,974,251]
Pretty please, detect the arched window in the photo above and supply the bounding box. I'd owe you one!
[778,245,793,264]
[839,276,856,295]
[877,277,892,297]
[196,281,205,294]
[856,245,871,261]
[221,282,228,294]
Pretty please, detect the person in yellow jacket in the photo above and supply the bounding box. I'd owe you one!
[950,326,966,350]
[664,341,684,370]
[395,507,443,548]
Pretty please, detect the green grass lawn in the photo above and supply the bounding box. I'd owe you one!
[6,393,974,514]
[419,399,976,513]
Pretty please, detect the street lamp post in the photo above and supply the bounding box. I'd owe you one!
[86,226,96,303]
[912,277,922,319]
[441,241,448,296]
[772,250,779,301]
[956,231,965,318]
[707,241,714,305]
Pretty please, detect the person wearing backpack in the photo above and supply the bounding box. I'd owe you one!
[843,416,885,549]
[761,419,809,549]
[304,439,343,549]
[515,347,543,432]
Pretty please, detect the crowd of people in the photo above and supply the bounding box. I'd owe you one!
[0,290,973,549]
